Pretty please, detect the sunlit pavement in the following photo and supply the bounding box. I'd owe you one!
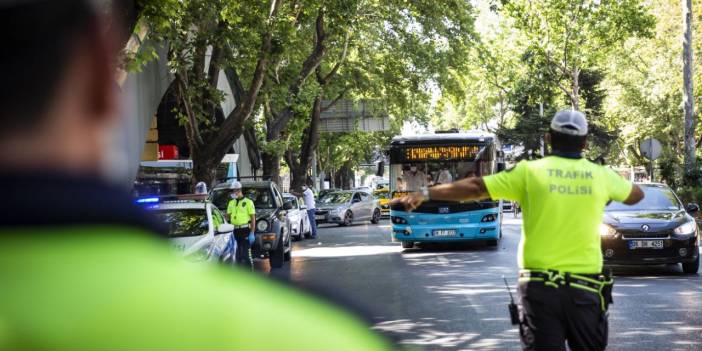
[258,215,702,351]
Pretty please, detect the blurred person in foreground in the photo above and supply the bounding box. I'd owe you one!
[0,1,390,350]
[392,110,644,351]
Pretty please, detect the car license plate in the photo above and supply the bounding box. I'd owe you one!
[315,215,325,220]
[433,229,456,237]
[628,240,664,249]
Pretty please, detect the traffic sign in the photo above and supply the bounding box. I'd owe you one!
[640,138,662,160]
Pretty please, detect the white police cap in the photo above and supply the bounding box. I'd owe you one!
[550,110,588,136]
[229,181,242,190]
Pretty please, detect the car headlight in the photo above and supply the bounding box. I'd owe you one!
[599,224,616,236]
[331,207,343,215]
[674,220,697,236]
[256,219,270,232]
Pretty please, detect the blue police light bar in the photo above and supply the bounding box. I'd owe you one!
[136,197,160,204]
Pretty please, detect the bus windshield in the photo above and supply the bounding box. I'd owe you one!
[389,142,495,193]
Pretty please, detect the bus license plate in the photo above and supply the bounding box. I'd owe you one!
[433,229,456,237]
[628,240,664,250]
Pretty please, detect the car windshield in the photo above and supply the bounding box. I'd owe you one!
[152,209,209,237]
[319,192,352,204]
[606,186,681,212]
[374,192,389,199]
[283,196,298,209]
[210,187,275,210]
[243,187,275,209]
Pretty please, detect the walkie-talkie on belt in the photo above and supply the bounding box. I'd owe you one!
[503,276,519,326]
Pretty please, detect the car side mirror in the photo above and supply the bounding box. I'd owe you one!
[217,223,234,234]
[497,162,506,172]
[283,202,293,210]
[300,205,307,210]
[686,203,700,214]
[352,198,361,203]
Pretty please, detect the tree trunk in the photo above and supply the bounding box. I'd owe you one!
[191,151,217,188]
[261,153,281,184]
[288,96,323,191]
[243,124,261,175]
[571,68,581,110]
[683,0,697,181]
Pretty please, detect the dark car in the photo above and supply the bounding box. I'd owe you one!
[601,183,700,273]
[210,180,293,268]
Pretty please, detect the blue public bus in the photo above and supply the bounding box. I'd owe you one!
[389,131,505,248]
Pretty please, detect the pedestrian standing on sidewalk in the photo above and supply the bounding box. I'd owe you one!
[227,181,256,270]
[302,182,318,239]
[392,110,644,351]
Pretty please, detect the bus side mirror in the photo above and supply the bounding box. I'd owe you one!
[376,161,385,177]
[497,162,506,173]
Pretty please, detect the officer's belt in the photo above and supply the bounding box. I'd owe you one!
[519,269,614,311]
[232,224,250,229]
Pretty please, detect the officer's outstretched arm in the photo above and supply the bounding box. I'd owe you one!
[390,177,489,211]
[623,184,644,205]
[429,177,490,202]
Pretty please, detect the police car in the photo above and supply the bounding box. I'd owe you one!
[137,195,236,263]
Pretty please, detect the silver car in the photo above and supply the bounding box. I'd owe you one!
[315,190,381,226]
[283,193,312,240]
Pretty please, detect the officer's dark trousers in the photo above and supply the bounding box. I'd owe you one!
[519,281,608,351]
[233,228,253,270]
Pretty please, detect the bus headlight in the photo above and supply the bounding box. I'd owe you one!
[481,214,496,222]
[674,220,697,236]
[391,216,407,224]
[599,224,616,237]
[256,219,270,232]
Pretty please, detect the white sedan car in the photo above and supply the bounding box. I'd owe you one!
[140,196,236,263]
[283,193,311,240]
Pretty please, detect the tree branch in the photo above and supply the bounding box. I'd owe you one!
[175,72,204,146]
[321,88,347,112]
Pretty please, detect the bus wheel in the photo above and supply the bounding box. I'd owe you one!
[401,241,414,249]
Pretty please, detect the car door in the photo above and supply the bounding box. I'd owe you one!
[296,197,308,232]
[351,192,367,219]
[210,206,233,261]
[363,192,376,218]
[360,192,373,219]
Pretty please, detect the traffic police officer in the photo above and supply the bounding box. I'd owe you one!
[227,181,256,270]
[0,1,392,350]
[393,110,644,350]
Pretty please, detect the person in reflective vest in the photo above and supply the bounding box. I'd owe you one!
[393,110,644,351]
[227,181,256,270]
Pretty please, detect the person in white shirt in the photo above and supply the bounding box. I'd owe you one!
[403,166,426,191]
[301,183,318,239]
[436,166,453,184]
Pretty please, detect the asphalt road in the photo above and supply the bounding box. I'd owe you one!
[262,215,702,351]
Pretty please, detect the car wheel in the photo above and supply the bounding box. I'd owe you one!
[401,241,414,249]
[340,211,353,226]
[487,238,499,247]
[682,254,699,274]
[269,235,285,268]
[371,209,381,224]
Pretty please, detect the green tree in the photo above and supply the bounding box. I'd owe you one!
[139,0,287,185]
[502,0,655,109]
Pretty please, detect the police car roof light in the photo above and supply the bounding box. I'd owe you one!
[136,197,160,204]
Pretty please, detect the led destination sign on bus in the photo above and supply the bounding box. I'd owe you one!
[404,145,480,161]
